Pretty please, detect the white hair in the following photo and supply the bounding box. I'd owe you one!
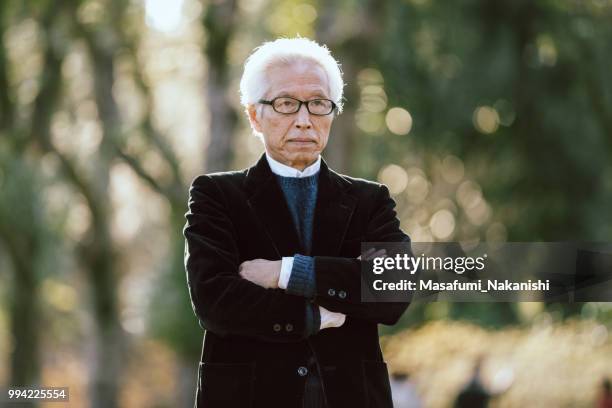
[239,37,345,114]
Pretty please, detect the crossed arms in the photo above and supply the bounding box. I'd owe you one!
[183,175,410,343]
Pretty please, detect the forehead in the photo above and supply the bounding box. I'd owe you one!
[265,60,330,99]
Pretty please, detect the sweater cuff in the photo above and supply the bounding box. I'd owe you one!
[304,302,321,337]
[286,254,316,298]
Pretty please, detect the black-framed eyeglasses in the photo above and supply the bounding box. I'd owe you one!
[258,97,337,116]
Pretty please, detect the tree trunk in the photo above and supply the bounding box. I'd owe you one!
[81,29,126,408]
[202,0,239,173]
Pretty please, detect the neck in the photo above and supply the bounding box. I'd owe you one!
[268,153,317,172]
[290,162,313,172]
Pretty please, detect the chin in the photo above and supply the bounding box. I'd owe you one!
[292,151,317,161]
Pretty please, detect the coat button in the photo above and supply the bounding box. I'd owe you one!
[273,323,281,332]
[338,290,347,299]
[297,366,308,376]
[285,323,293,332]
[327,288,336,297]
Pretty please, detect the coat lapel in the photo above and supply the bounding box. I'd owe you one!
[245,154,301,257]
[245,154,357,258]
[311,159,357,257]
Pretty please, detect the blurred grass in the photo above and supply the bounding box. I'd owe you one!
[383,319,612,407]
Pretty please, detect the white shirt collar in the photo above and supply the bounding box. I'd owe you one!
[265,153,321,178]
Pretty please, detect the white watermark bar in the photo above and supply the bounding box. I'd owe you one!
[360,242,612,302]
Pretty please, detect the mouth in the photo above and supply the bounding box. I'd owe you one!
[287,138,317,144]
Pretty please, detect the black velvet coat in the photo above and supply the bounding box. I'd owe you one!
[183,154,411,408]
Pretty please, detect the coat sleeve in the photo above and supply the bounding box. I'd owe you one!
[183,175,317,342]
[312,184,411,325]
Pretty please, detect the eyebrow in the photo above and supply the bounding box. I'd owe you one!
[275,91,329,99]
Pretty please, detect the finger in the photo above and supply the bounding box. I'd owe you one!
[358,247,377,260]
[363,248,386,260]
[362,248,376,258]
[371,249,387,258]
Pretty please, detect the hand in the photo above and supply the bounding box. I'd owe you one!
[357,248,386,260]
[320,305,346,329]
[238,259,282,289]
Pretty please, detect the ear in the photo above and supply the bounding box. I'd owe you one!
[247,104,263,133]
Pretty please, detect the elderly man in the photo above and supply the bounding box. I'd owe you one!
[184,38,410,408]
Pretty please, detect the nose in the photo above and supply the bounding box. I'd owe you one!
[294,103,312,130]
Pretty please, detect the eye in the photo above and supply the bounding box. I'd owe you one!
[274,98,298,108]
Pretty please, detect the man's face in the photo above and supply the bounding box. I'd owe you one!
[248,60,334,170]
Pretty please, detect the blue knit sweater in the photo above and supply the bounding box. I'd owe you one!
[275,173,319,335]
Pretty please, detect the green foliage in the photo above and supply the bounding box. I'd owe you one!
[374,0,612,242]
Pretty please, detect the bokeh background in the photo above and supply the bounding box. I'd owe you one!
[1,0,611,407]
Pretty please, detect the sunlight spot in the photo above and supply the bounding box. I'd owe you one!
[473,106,499,134]
[386,107,413,135]
[378,164,409,195]
[145,0,185,33]
[429,209,455,240]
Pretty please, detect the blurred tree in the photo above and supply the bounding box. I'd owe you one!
[0,154,44,394]
[202,0,239,172]
[0,1,13,132]
[70,2,198,406]
[70,11,126,408]
[315,0,387,174]
[1,0,127,405]
[0,0,51,395]
[140,2,243,406]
